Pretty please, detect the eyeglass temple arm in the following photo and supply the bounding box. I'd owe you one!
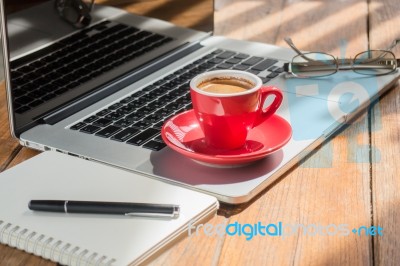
[386,39,400,51]
[284,37,304,56]
[90,0,95,10]
[284,37,320,62]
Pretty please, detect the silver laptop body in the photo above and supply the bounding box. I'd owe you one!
[1,1,398,204]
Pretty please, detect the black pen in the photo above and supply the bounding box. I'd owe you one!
[28,200,180,218]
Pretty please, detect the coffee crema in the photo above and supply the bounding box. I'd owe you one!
[198,77,254,94]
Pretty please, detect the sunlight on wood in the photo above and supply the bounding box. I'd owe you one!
[215,0,266,22]
[287,1,374,55]
[369,3,400,55]
[215,1,321,41]
[97,0,212,31]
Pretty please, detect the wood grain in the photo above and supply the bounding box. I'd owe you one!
[97,0,214,32]
[147,215,228,266]
[0,87,51,265]
[369,0,400,265]
[2,0,399,265]
[0,83,20,172]
[215,0,373,265]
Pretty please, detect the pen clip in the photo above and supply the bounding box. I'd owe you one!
[125,206,180,219]
[124,212,179,219]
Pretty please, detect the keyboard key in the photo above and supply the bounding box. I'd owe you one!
[274,67,284,73]
[143,140,166,151]
[41,93,57,101]
[153,108,174,117]
[216,63,233,69]
[29,99,44,107]
[184,103,193,110]
[212,49,224,54]
[109,102,123,110]
[15,96,34,105]
[153,79,166,86]
[153,121,166,129]
[136,105,154,115]
[111,127,140,142]
[159,94,176,102]
[127,99,147,109]
[216,51,236,59]
[83,115,98,123]
[198,62,214,70]
[15,106,31,114]
[242,56,263,66]
[95,125,122,138]
[13,89,26,98]
[234,53,249,59]
[119,96,135,104]
[80,124,101,134]
[147,100,165,109]
[154,134,164,142]
[116,105,136,115]
[125,112,146,122]
[193,58,206,64]
[143,113,163,123]
[260,77,271,84]
[70,122,87,130]
[208,58,223,64]
[96,109,111,116]
[126,128,159,146]
[268,66,278,72]
[93,118,112,127]
[225,58,242,64]
[246,69,260,75]
[251,59,278,71]
[114,118,134,127]
[132,120,152,129]
[104,111,124,120]
[233,64,250,70]
[267,72,279,78]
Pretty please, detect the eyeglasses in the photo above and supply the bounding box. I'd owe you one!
[55,0,95,28]
[283,37,400,78]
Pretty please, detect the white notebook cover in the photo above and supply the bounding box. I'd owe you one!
[0,152,218,265]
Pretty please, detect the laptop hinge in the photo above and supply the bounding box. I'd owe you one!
[42,41,204,125]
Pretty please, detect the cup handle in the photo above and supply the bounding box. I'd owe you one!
[253,86,283,127]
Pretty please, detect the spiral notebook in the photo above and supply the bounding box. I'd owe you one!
[0,152,218,266]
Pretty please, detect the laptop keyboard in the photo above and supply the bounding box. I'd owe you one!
[10,20,173,114]
[69,49,285,151]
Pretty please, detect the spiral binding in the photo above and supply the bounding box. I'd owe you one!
[0,220,116,265]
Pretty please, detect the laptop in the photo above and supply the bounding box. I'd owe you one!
[1,0,398,204]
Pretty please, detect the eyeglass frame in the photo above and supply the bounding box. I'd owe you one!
[283,37,400,78]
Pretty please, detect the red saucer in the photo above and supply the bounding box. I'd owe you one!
[161,110,292,166]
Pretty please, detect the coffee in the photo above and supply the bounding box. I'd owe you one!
[198,77,254,94]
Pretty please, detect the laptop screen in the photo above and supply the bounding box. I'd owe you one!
[1,0,214,136]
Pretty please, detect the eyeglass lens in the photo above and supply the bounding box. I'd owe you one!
[353,50,397,75]
[291,52,337,78]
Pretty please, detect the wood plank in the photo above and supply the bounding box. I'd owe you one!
[369,0,400,265]
[5,147,40,169]
[147,214,228,266]
[214,0,369,54]
[0,83,20,172]
[0,0,379,265]
[215,0,373,265]
[0,84,51,264]
[97,0,214,32]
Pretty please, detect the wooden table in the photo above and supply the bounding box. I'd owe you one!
[1,0,400,265]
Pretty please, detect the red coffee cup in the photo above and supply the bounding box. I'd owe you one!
[190,70,283,150]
